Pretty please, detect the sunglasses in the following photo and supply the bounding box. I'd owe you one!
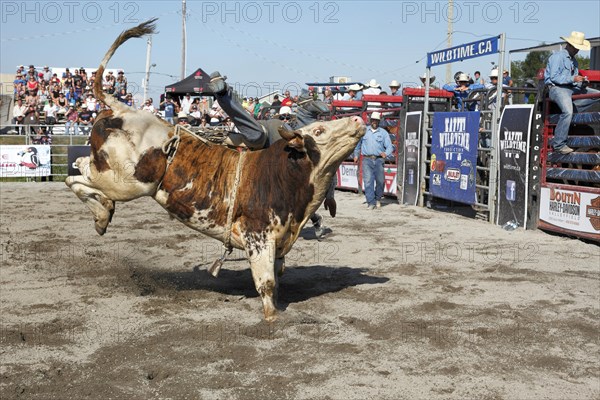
[279,114,291,120]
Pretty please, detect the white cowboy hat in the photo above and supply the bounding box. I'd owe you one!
[279,106,292,115]
[420,73,436,81]
[368,79,381,88]
[457,73,470,82]
[489,69,499,78]
[389,80,400,88]
[370,112,381,120]
[177,111,188,119]
[561,31,591,51]
[348,83,362,91]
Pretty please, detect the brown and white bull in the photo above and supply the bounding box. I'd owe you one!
[66,20,365,320]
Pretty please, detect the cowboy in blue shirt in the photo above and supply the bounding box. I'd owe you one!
[353,112,394,209]
[443,73,485,111]
[544,31,600,154]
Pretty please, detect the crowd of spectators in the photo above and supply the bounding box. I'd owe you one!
[11,64,136,137]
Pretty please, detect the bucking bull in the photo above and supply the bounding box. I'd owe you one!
[66,20,366,321]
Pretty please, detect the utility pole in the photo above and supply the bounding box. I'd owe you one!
[181,0,187,80]
[446,0,453,84]
[143,36,152,102]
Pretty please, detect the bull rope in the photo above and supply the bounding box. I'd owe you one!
[157,125,246,278]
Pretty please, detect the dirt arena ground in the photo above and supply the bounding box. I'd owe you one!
[0,182,598,400]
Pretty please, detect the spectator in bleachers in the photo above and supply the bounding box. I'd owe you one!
[244,97,255,114]
[180,93,193,114]
[26,65,37,80]
[117,88,128,103]
[63,70,74,89]
[13,73,26,98]
[12,98,27,134]
[141,98,156,113]
[502,69,514,104]
[281,90,293,107]
[363,79,381,96]
[43,100,58,134]
[24,90,38,108]
[38,82,50,106]
[125,93,134,107]
[323,88,334,104]
[160,97,176,124]
[200,97,209,114]
[474,71,485,85]
[64,105,79,135]
[271,94,282,109]
[89,71,97,88]
[56,92,68,113]
[79,68,88,86]
[26,75,39,96]
[23,104,41,137]
[389,80,401,96]
[78,105,94,136]
[50,73,61,87]
[61,68,70,79]
[104,71,116,94]
[73,69,82,87]
[189,104,202,124]
[420,73,436,89]
[115,71,127,93]
[41,66,52,82]
[66,87,79,106]
[85,92,97,111]
[342,84,363,101]
[443,73,484,110]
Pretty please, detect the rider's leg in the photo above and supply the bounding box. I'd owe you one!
[209,72,266,150]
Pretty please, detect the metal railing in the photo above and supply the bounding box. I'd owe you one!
[0,124,88,181]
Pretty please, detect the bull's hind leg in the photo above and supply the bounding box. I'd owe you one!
[246,238,278,321]
[65,157,115,235]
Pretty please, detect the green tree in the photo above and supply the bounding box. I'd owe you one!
[576,55,590,70]
[511,50,551,85]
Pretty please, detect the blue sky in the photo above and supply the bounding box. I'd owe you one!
[2,0,599,102]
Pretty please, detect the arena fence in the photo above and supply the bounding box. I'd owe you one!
[0,124,88,182]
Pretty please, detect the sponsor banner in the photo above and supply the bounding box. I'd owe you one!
[336,162,397,195]
[540,188,600,235]
[497,105,534,227]
[68,146,91,176]
[430,112,479,204]
[402,111,422,205]
[427,36,499,67]
[0,145,51,177]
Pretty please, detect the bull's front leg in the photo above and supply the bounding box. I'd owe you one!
[246,238,278,321]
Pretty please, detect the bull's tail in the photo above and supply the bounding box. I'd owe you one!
[94,18,158,111]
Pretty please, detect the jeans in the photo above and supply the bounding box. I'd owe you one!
[549,85,600,149]
[215,87,266,149]
[65,121,79,135]
[362,157,385,206]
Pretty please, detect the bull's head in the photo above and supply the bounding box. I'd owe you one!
[278,116,365,172]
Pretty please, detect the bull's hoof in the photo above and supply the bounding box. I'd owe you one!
[94,220,108,236]
[264,309,278,322]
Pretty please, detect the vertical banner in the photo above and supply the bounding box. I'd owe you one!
[68,146,91,176]
[401,111,422,205]
[497,105,534,227]
[430,112,479,204]
[0,145,51,177]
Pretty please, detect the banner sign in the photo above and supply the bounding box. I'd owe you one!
[430,112,479,204]
[336,163,397,195]
[427,36,499,67]
[540,188,600,235]
[0,145,51,177]
[401,111,422,205]
[497,105,534,227]
[68,146,91,176]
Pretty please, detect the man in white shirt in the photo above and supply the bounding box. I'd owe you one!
[85,93,97,112]
[43,101,59,134]
[363,79,381,110]
[180,93,193,114]
[12,98,27,134]
[141,99,156,113]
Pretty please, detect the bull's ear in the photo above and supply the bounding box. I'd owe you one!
[278,127,305,152]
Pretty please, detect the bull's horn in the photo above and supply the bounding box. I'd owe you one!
[278,126,300,141]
